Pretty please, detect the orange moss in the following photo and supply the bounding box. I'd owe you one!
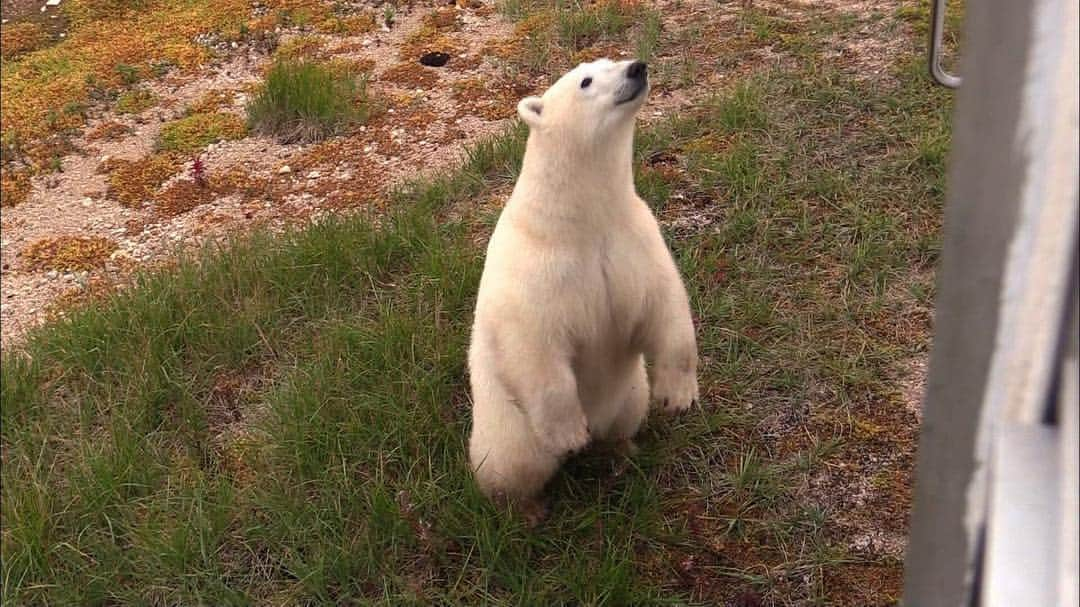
[1,169,33,207]
[423,7,460,31]
[105,152,180,207]
[482,12,554,61]
[325,56,376,77]
[399,8,462,60]
[154,179,216,217]
[262,0,332,28]
[209,168,274,201]
[316,12,377,35]
[2,0,248,148]
[380,61,439,90]
[0,22,48,60]
[46,275,117,317]
[451,77,519,121]
[115,89,158,114]
[273,35,328,62]
[23,135,80,173]
[186,89,237,114]
[20,235,118,272]
[157,112,248,153]
[572,43,629,64]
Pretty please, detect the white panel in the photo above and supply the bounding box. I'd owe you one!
[982,425,1059,607]
[1058,305,1078,607]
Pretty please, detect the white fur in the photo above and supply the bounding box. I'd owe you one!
[468,59,699,501]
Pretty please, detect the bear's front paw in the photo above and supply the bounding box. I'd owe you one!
[651,367,699,414]
[535,412,591,458]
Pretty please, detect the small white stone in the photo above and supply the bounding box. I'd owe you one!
[306,170,320,179]
[46,270,58,279]
[277,165,292,174]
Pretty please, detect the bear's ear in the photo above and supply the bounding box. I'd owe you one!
[517,96,544,129]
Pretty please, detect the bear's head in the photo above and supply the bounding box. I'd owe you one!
[517,58,649,145]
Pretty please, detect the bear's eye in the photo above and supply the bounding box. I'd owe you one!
[580,77,593,89]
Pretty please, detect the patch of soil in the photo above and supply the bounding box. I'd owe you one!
[1,0,69,42]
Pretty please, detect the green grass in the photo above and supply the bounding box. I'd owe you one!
[556,2,635,51]
[635,9,664,63]
[1,6,951,605]
[246,60,374,144]
[497,0,663,71]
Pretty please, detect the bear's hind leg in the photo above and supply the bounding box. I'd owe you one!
[603,356,650,455]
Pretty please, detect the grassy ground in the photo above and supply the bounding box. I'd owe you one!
[1,2,951,605]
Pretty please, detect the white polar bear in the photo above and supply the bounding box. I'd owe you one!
[467,58,699,509]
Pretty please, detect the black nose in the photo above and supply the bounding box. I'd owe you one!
[627,61,647,80]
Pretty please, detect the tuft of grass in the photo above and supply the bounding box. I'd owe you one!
[114,88,158,114]
[114,62,141,85]
[635,8,664,62]
[710,80,769,133]
[157,111,248,153]
[247,60,374,144]
[556,1,639,51]
[495,1,655,72]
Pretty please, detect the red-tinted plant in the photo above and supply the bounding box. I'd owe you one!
[191,155,207,187]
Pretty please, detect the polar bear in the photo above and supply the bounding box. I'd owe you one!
[467,59,699,511]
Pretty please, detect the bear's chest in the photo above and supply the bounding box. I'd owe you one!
[569,244,651,348]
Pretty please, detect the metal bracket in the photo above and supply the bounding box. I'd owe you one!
[930,0,962,88]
